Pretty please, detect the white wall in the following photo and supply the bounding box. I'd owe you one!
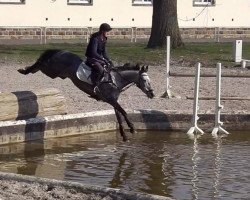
[0,0,249,27]
[178,0,250,27]
[0,0,152,27]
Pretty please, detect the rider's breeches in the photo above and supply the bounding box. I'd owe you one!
[91,61,104,84]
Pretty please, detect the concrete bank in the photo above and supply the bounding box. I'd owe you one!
[0,109,249,145]
[0,172,172,200]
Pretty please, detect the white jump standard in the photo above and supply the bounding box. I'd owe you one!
[187,63,204,135]
[211,63,230,136]
[162,36,172,98]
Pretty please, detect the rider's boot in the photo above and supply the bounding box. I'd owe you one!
[93,76,104,94]
[94,81,101,94]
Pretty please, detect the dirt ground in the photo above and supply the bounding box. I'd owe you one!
[0,61,249,200]
[0,61,249,114]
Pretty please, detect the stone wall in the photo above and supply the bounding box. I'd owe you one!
[0,27,250,42]
[0,109,249,145]
[0,27,42,40]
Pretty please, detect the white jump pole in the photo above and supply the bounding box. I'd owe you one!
[166,36,171,92]
[161,36,173,98]
[187,63,204,135]
[212,63,229,136]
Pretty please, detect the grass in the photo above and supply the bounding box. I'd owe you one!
[0,42,250,67]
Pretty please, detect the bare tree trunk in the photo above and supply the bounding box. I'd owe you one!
[147,0,184,49]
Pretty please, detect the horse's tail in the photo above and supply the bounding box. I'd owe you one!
[18,49,61,75]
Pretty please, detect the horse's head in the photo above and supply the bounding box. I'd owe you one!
[136,65,155,99]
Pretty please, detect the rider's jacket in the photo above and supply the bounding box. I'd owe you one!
[85,32,110,62]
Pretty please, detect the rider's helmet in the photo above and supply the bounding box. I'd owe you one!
[99,23,112,32]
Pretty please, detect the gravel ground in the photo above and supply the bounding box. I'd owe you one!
[0,61,249,200]
[0,180,112,200]
[0,62,249,114]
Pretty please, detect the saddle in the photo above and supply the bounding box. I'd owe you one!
[76,62,114,86]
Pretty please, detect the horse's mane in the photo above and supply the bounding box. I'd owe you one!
[114,63,140,71]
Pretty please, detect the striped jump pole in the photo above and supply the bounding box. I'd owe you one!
[212,63,230,137]
[187,63,204,135]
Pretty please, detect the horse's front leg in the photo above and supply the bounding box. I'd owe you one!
[114,109,128,142]
[108,99,136,135]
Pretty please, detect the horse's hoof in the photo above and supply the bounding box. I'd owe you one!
[123,136,129,142]
[130,129,137,134]
[123,139,130,143]
[18,69,28,75]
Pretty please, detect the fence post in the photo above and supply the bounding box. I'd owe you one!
[212,63,229,137]
[161,36,173,98]
[187,63,204,135]
[233,40,243,63]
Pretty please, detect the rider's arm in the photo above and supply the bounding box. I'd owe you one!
[102,46,110,62]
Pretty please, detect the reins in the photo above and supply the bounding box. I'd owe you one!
[111,68,140,92]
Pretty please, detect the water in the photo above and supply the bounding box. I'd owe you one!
[0,131,249,200]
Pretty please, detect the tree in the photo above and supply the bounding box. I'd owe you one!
[147,0,184,49]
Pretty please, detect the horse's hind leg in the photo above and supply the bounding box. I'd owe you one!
[18,62,41,75]
[115,109,128,142]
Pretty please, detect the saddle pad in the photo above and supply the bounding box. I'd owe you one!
[76,62,93,84]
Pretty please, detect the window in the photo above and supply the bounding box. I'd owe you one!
[67,0,92,5]
[193,0,215,6]
[133,0,152,5]
[0,0,24,3]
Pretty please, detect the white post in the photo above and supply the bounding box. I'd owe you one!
[131,27,134,43]
[241,60,246,68]
[44,27,47,44]
[187,63,204,135]
[233,40,242,63]
[135,27,137,43]
[166,35,170,90]
[212,63,229,137]
[161,36,174,98]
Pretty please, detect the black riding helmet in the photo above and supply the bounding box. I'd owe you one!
[99,23,112,32]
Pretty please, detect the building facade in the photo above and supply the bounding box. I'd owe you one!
[0,0,250,42]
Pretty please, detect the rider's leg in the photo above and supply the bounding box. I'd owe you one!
[92,62,104,85]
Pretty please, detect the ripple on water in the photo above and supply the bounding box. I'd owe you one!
[0,131,249,199]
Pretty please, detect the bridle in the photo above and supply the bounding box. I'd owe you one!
[136,72,153,93]
[110,69,153,93]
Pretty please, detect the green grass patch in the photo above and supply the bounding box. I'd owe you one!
[1,42,250,67]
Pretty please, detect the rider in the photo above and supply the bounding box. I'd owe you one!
[85,23,113,89]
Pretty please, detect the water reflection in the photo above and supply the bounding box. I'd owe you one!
[17,141,45,175]
[191,134,201,200]
[159,143,175,196]
[212,134,228,199]
[109,152,134,188]
[0,131,249,199]
[142,145,168,196]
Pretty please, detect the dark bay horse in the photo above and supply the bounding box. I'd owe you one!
[18,49,155,141]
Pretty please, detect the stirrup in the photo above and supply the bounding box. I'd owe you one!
[94,85,99,94]
[93,81,101,94]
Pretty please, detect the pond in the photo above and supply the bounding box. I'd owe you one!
[0,131,249,200]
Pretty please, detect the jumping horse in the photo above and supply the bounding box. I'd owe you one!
[18,49,155,141]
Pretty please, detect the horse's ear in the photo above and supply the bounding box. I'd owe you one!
[141,65,148,72]
[135,63,140,70]
[141,65,145,72]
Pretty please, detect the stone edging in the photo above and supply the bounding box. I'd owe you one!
[0,109,249,145]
